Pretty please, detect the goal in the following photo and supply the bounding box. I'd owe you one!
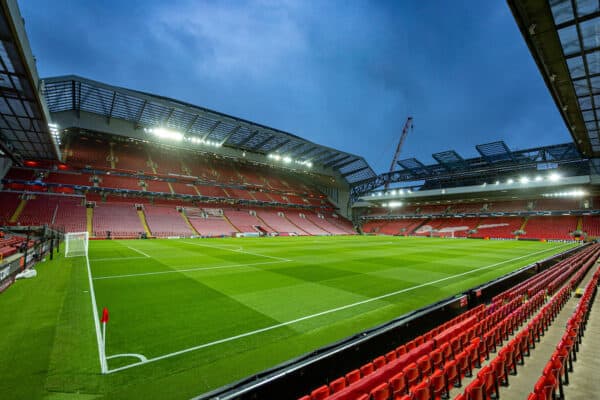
[65,231,89,258]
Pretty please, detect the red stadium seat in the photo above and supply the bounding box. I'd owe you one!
[444,359,460,388]
[440,342,453,363]
[477,365,498,399]
[417,355,433,376]
[386,350,398,363]
[455,351,472,379]
[310,385,329,400]
[369,382,390,400]
[403,362,421,388]
[465,378,485,400]
[430,348,444,370]
[490,354,508,387]
[389,371,408,397]
[360,362,375,377]
[397,345,408,356]
[411,380,431,400]
[329,377,346,394]
[373,356,386,370]
[429,368,448,399]
[346,369,361,384]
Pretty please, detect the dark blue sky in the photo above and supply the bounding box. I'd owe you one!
[21,1,572,173]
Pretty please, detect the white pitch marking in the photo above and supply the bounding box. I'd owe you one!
[93,259,292,280]
[181,240,291,261]
[83,254,108,373]
[106,353,148,362]
[91,256,148,262]
[124,245,151,258]
[105,242,574,374]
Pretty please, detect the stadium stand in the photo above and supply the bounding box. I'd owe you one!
[257,210,307,235]
[224,209,265,233]
[285,212,329,235]
[143,205,193,237]
[520,216,577,241]
[92,203,144,238]
[0,192,20,225]
[52,197,87,233]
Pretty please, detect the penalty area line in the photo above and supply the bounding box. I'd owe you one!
[181,240,291,262]
[105,242,574,374]
[124,245,151,258]
[93,259,292,280]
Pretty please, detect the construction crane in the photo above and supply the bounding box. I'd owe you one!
[384,116,413,190]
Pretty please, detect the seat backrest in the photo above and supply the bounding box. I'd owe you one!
[360,362,375,377]
[369,382,390,400]
[465,378,484,400]
[346,369,361,384]
[329,377,346,394]
[373,356,386,370]
[389,371,407,394]
[310,385,329,400]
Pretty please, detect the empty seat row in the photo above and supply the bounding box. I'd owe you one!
[528,265,600,400]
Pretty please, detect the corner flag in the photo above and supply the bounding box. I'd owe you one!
[101,307,109,323]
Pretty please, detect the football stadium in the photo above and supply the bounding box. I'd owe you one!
[1,0,600,399]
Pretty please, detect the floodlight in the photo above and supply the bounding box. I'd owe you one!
[535,176,543,182]
[520,177,529,184]
[388,201,403,208]
[147,127,183,141]
[507,179,514,184]
[548,173,561,182]
[283,156,292,163]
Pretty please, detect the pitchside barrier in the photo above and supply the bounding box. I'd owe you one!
[0,240,53,294]
[195,243,588,400]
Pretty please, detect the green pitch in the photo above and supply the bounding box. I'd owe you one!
[0,236,578,399]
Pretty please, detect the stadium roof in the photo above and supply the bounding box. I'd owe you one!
[0,0,58,163]
[508,0,600,157]
[42,75,376,184]
[350,140,588,201]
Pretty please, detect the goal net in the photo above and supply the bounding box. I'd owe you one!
[65,231,89,258]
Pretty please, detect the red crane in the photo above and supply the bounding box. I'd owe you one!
[384,116,413,190]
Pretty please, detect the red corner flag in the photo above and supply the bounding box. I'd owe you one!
[101,307,109,324]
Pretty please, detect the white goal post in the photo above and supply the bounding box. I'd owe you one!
[65,231,89,258]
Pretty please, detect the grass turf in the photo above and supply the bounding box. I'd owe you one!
[0,236,578,399]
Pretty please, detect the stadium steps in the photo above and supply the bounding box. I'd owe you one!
[496,260,599,399]
[166,182,175,194]
[255,214,275,232]
[265,192,276,202]
[180,210,200,235]
[520,216,529,232]
[561,275,600,399]
[305,215,333,234]
[9,198,27,223]
[86,207,93,235]
[248,191,257,201]
[222,214,240,233]
[108,143,116,168]
[193,185,202,196]
[221,187,231,198]
[283,213,310,235]
[136,209,153,237]
[577,216,583,231]
[407,218,430,235]
[447,249,599,399]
